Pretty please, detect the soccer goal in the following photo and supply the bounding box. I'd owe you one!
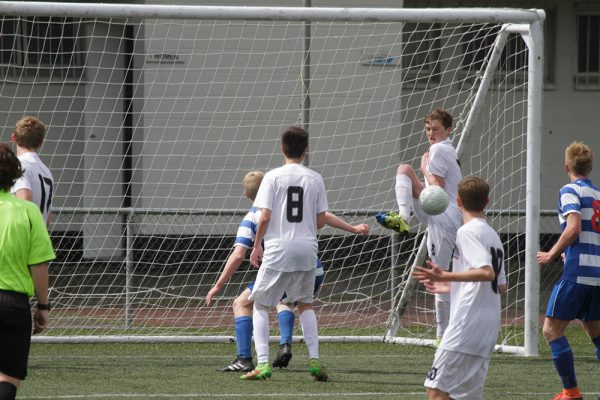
[0,2,543,356]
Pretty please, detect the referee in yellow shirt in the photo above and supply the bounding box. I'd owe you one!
[0,142,55,400]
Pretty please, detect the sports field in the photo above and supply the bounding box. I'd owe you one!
[19,326,598,400]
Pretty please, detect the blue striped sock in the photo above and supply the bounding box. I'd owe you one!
[277,310,295,345]
[549,336,577,389]
[235,316,253,359]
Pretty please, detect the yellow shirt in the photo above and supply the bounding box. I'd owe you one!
[0,190,55,297]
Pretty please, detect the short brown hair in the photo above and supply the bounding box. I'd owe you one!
[14,116,46,150]
[242,170,264,200]
[281,126,308,159]
[424,109,453,130]
[0,142,23,191]
[565,141,593,177]
[458,176,490,213]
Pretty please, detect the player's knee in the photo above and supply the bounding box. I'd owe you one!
[542,321,564,342]
[425,387,450,400]
[233,295,252,315]
[276,302,293,313]
[396,163,413,176]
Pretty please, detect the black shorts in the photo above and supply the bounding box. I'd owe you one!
[0,290,32,380]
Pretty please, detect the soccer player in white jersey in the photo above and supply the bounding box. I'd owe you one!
[412,176,505,400]
[241,126,329,381]
[537,142,600,400]
[205,170,368,373]
[377,109,462,343]
[10,116,54,226]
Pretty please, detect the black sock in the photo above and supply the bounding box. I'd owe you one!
[0,381,17,400]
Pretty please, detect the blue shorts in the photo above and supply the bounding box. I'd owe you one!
[546,279,600,322]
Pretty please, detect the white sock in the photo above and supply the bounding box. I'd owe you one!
[300,309,319,359]
[252,302,270,364]
[395,174,413,221]
[435,293,451,338]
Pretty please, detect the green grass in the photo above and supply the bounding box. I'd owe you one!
[18,327,599,400]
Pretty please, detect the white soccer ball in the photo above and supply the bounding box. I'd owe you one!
[419,185,449,216]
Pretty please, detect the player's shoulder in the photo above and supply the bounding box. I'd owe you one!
[459,218,495,238]
[242,207,261,220]
[429,139,457,157]
[560,181,583,197]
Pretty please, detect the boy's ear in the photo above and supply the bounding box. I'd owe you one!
[456,196,463,208]
[11,132,16,143]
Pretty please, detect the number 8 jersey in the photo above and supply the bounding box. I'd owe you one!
[253,163,328,273]
[558,178,600,286]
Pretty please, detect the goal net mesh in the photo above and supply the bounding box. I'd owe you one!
[0,9,535,347]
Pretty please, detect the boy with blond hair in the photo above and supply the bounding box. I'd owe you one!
[537,141,600,400]
[11,116,54,225]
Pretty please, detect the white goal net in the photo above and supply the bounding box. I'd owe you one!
[0,3,543,355]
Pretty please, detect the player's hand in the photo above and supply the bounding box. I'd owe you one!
[33,309,49,334]
[412,260,445,282]
[422,280,451,294]
[536,251,553,266]
[250,246,263,268]
[205,285,221,306]
[353,223,370,236]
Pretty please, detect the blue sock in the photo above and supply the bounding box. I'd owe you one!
[277,310,295,345]
[234,316,253,359]
[549,336,577,389]
[592,335,600,363]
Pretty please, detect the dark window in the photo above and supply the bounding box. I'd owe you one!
[0,16,84,80]
[577,14,600,73]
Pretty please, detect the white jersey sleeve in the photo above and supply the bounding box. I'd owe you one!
[234,208,261,249]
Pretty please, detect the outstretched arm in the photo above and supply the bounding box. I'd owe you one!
[414,260,495,282]
[322,212,369,235]
[205,245,248,306]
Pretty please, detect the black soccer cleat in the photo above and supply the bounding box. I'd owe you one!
[272,343,292,369]
[218,357,255,372]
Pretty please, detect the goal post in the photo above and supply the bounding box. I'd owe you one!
[0,2,544,355]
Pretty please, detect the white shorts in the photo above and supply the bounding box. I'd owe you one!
[248,267,316,308]
[424,348,489,400]
[413,200,462,269]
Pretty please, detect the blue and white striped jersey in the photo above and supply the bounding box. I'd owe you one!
[558,178,600,286]
[234,207,323,276]
[234,207,261,249]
